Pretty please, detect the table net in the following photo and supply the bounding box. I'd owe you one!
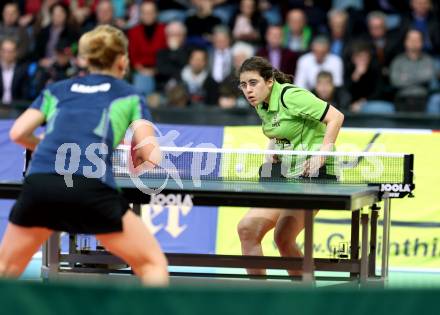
[112,146,413,185]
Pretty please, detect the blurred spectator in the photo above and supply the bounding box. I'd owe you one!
[401,0,440,55]
[327,9,350,58]
[180,48,219,105]
[282,9,312,53]
[344,41,389,113]
[256,24,299,75]
[0,38,29,105]
[287,0,329,34]
[21,0,58,29]
[64,0,99,27]
[34,2,79,69]
[184,0,222,47]
[31,39,77,95]
[229,0,267,45]
[127,0,166,96]
[156,21,190,92]
[0,2,31,61]
[364,11,403,70]
[209,25,233,84]
[294,35,343,90]
[390,29,436,112]
[165,83,190,107]
[82,0,126,32]
[218,41,254,108]
[312,71,350,111]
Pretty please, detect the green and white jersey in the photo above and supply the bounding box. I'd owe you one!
[255,81,333,176]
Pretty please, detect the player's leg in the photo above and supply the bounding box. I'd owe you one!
[237,208,282,275]
[273,210,318,276]
[0,223,53,277]
[96,210,168,286]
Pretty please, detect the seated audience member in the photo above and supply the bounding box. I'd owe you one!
[82,0,126,32]
[31,39,77,95]
[390,29,435,112]
[33,3,79,69]
[229,0,267,45]
[327,9,350,58]
[256,24,299,75]
[0,2,30,61]
[0,38,29,105]
[282,8,312,54]
[180,48,219,106]
[401,0,440,55]
[294,35,343,90]
[156,21,190,92]
[127,1,166,97]
[165,83,190,108]
[217,41,255,109]
[184,0,222,47]
[209,25,233,84]
[64,0,99,27]
[345,41,392,113]
[312,71,350,111]
[364,11,403,72]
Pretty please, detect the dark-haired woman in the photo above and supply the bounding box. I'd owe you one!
[236,56,344,276]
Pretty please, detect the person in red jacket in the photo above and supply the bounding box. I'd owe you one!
[127,1,167,97]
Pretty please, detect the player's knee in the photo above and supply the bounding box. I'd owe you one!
[274,230,293,253]
[237,218,265,244]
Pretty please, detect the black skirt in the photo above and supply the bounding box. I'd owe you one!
[9,174,130,234]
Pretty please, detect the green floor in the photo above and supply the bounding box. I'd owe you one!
[21,254,440,288]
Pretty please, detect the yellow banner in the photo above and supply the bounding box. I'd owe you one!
[217,127,440,269]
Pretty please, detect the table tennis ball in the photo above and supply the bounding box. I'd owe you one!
[236,163,244,173]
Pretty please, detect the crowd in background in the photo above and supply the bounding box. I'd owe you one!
[0,0,440,114]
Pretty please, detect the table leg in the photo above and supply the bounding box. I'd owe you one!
[360,213,370,283]
[303,210,315,284]
[369,210,379,277]
[41,232,60,280]
[350,210,360,278]
[381,197,391,279]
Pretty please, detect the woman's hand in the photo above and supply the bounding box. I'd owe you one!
[301,155,325,178]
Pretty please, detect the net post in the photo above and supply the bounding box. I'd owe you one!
[403,154,414,184]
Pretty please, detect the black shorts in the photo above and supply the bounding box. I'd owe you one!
[258,162,337,181]
[9,174,130,234]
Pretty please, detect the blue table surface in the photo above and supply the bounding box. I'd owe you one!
[115,177,380,197]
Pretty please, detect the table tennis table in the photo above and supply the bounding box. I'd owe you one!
[0,177,391,285]
[0,146,414,285]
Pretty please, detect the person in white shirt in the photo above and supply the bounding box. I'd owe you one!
[0,38,28,105]
[209,25,233,84]
[294,35,343,90]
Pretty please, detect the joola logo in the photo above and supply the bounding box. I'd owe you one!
[142,194,193,238]
[380,184,411,192]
